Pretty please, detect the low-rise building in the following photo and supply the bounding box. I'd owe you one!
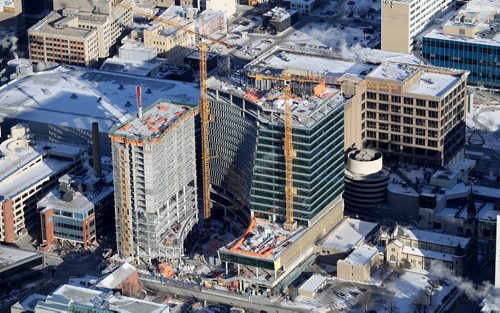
[0,0,24,33]
[96,262,140,297]
[337,244,383,283]
[262,7,298,33]
[38,175,114,249]
[0,124,84,243]
[284,0,321,14]
[385,225,471,275]
[0,244,44,290]
[422,0,500,88]
[298,274,328,298]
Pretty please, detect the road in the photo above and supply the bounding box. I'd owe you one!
[140,275,303,313]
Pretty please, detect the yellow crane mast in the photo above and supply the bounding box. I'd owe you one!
[117,3,234,221]
[247,71,332,229]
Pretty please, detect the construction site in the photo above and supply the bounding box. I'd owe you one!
[109,98,198,264]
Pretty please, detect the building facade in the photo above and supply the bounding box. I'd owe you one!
[38,176,114,249]
[381,0,454,53]
[362,63,469,166]
[422,0,500,88]
[28,0,133,66]
[110,100,198,262]
[0,125,84,243]
[0,0,24,32]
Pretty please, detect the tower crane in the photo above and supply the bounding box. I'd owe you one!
[247,70,334,230]
[118,3,234,222]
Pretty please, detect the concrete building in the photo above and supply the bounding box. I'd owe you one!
[205,0,237,17]
[422,0,500,88]
[343,149,390,212]
[0,0,24,33]
[262,7,298,33]
[381,0,454,53]
[143,6,196,65]
[0,244,44,290]
[385,225,471,275]
[38,175,114,249]
[298,274,327,298]
[0,124,85,243]
[363,63,468,166]
[196,9,227,35]
[28,0,133,66]
[110,100,198,262]
[337,244,382,283]
[0,66,199,156]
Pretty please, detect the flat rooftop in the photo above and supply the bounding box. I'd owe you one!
[110,100,194,140]
[38,186,113,213]
[320,218,379,252]
[401,246,453,262]
[0,244,43,272]
[29,11,95,38]
[339,244,379,265]
[100,57,166,77]
[220,218,306,262]
[51,284,168,313]
[0,66,199,133]
[298,274,327,293]
[367,63,419,81]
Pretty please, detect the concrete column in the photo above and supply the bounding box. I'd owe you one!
[256,267,259,277]
[225,262,228,275]
[237,264,240,275]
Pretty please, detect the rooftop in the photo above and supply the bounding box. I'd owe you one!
[407,72,462,97]
[298,274,328,293]
[97,262,136,289]
[0,245,43,273]
[321,218,379,252]
[50,284,168,313]
[367,63,419,81]
[29,11,95,38]
[38,185,113,213]
[339,244,380,265]
[401,246,454,262]
[100,57,167,77]
[393,225,470,248]
[0,66,199,133]
[263,7,297,23]
[220,218,306,262]
[110,100,194,140]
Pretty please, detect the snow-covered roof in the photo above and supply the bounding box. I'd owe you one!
[298,274,327,293]
[394,226,470,248]
[407,72,461,97]
[473,185,500,201]
[321,218,379,252]
[401,246,453,262]
[38,186,113,213]
[0,245,42,271]
[100,57,166,77]
[0,66,199,133]
[339,244,379,265]
[97,262,136,289]
[475,202,499,222]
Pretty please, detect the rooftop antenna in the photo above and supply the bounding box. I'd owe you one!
[136,85,143,119]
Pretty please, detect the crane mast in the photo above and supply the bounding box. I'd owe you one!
[199,41,211,221]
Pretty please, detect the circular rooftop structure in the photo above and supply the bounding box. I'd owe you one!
[347,149,383,176]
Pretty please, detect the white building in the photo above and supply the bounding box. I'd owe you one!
[381,0,454,53]
[205,0,236,17]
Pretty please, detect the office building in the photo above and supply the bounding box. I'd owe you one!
[143,6,196,64]
[38,175,114,249]
[381,0,454,53]
[28,0,133,66]
[0,124,84,243]
[422,0,500,88]
[110,100,198,262]
[362,63,469,166]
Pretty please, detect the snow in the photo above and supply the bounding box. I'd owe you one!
[299,274,328,293]
[339,244,379,265]
[321,218,379,252]
[402,246,453,262]
[386,271,455,313]
[0,66,199,133]
[394,226,470,248]
[97,262,136,289]
[473,185,500,201]
[408,73,462,97]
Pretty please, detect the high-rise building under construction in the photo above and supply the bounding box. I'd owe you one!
[110,100,198,262]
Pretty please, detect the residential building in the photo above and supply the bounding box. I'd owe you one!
[0,124,84,243]
[362,63,469,166]
[109,100,198,262]
[38,175,114,249]
[385,225,472,275]
[143,6,196,64]
[381,0,454,53]
[0,0,24,32]
[28,0,133,66]
[422,0,500,88]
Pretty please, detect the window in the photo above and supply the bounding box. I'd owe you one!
[416,119,425,126]
[404,97,413,105]
[403,126,413,134]
[417,99,426,107]
[367,102,376,109]
[416,109,426,116]
[367,121,376,129]
[380,133,388,140]
[416,128,426,136]
[391,115,401,123]
[367,111,376,119]
[379,103,389,111]
[391,135,400,142]
[391,125,401,132]
[380,94,389,102]
[367,131,376,138]
[416,138,425,146]
[404,107,413,115]
[428,140,438,147]
[391,96,401,103]
[404,117,413,124]
[391,105,401,113]
[429,111,438,118]
[379,123,389,130]
[367,92,376,100]
[403,136,413,144]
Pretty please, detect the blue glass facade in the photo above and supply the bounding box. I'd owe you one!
[251,104,345,225]
[422,37,499,88]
